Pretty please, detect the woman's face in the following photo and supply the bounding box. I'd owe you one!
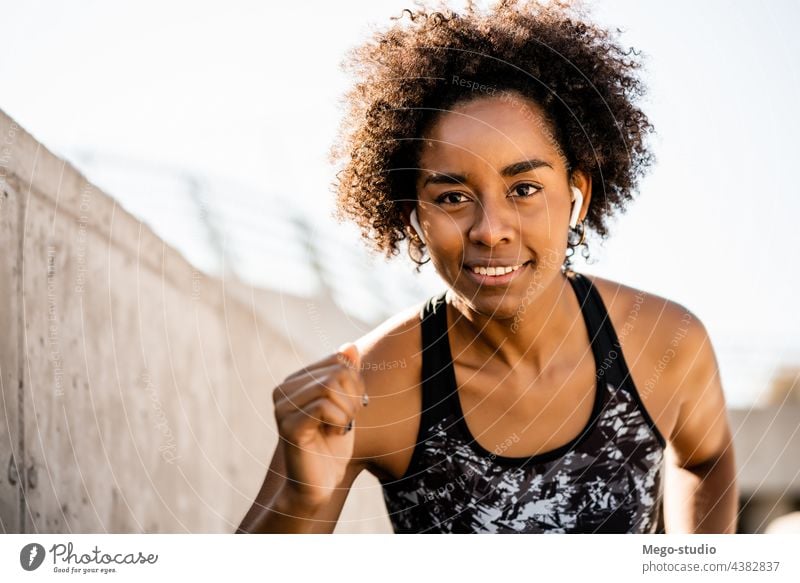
[413,91,590,319]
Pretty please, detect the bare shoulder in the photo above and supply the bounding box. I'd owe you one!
[583,273,704,357]
[582,273,722,448]
[349,299,426,479]
[350,300,424,394]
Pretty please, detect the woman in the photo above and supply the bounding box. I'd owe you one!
[237,0,738,534]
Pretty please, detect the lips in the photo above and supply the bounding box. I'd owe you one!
[464,260,533,287]
[464,259,530,269]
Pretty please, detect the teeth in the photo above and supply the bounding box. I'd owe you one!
[471,262,525,276]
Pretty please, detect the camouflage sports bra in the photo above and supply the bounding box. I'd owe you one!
[379,271,667,533]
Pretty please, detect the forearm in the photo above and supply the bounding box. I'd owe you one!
[235,486,327,534]
[663,446,739,533]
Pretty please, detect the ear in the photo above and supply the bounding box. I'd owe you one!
[569,169,592,222]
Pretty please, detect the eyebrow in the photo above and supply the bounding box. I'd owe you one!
[500,158,553,176]
[421,158,553,187]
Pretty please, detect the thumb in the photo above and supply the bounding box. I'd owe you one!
[336,342,361,370]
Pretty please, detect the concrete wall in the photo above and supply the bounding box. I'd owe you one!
[0,117,22,532]
[0,109,391,533]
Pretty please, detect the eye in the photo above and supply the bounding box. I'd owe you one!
[510,183,542,198]
[436,192,470,205]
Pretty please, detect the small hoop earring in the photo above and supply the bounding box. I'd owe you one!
[564,220,588,271]
[567,220,586,248]
[407,233,430,268]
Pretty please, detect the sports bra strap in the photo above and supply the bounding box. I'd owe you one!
[567,271,633,391]
[419,293,458,428]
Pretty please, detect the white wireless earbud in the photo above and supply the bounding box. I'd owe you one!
[569,186,583,229]
[409,208,427,245]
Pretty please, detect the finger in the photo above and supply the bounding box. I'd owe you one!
[275,363,341,403]
[336,342,362,371]
[276,363,363,403]
[282,352,349,382]
[276,359,366,412]
[278,397,353,438]
[275,375,360,420]
[336,344,369,406]
[278,361,362,392]
[285,360,364,402]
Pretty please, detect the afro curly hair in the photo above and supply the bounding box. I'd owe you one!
[330,0,655,269]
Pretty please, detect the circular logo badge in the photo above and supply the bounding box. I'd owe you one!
[20,543,46,571]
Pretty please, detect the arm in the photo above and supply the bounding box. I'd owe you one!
[235,344,368,534]
[662,314,739,533]
[236,444,365,534]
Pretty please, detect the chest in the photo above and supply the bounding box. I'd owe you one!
[367,308,682,482]
[453,353,600,458]
[453,332,680,460]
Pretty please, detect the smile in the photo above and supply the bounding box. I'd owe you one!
[470,262,526,276]
[465,260,533,286]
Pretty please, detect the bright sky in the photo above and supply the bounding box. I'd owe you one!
[1,0,798,406]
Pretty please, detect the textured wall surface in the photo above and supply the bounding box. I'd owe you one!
[0,109,392,533]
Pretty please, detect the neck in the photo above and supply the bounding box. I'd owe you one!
[446,271,578,373]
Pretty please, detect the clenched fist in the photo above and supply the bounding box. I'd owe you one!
[272,342,368,508]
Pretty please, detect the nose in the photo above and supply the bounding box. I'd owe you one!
[468,195,517,247]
